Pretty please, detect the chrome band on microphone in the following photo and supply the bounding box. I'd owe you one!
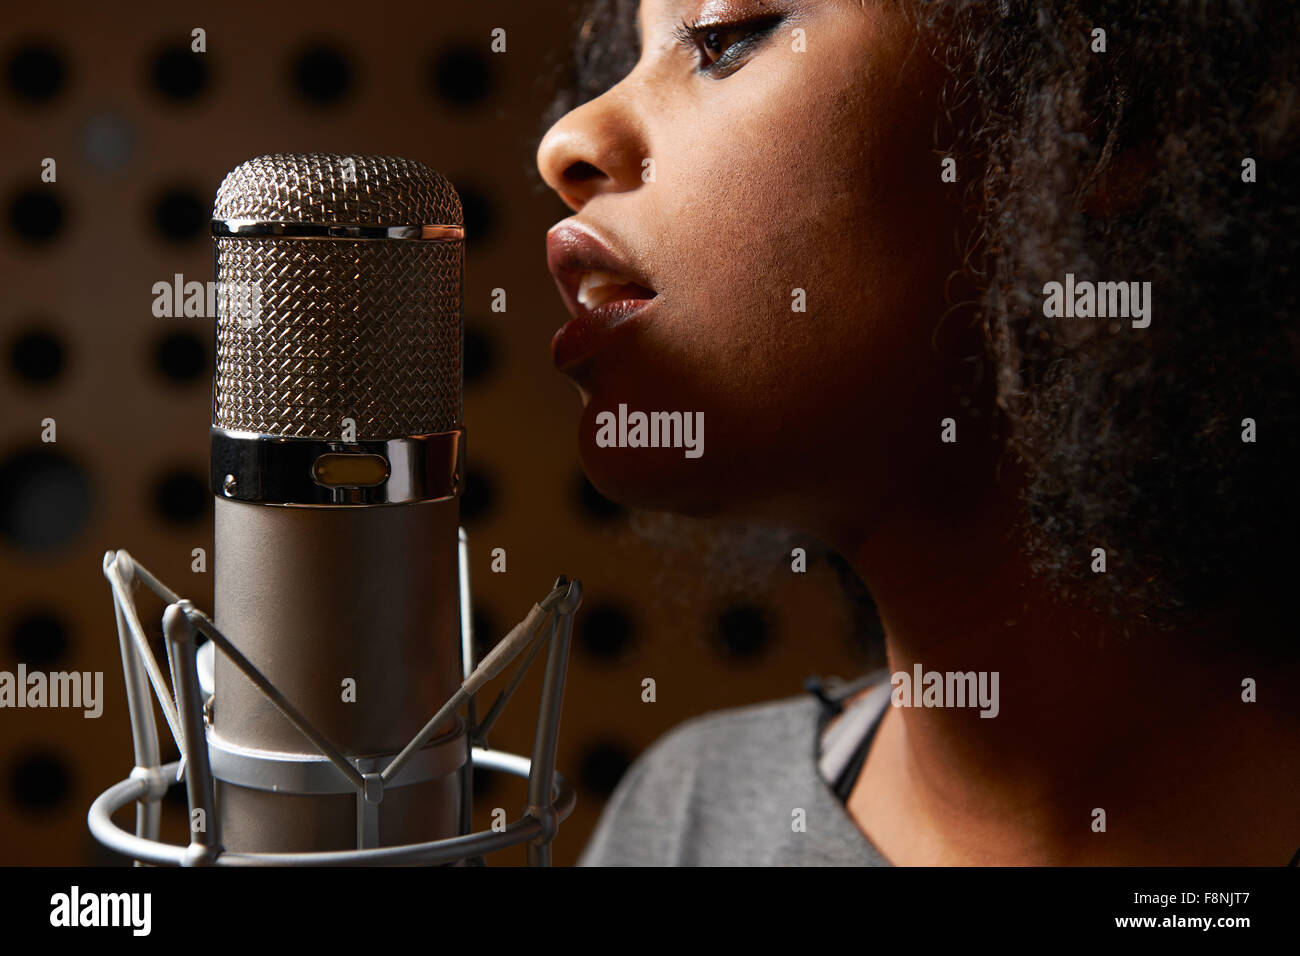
[207,716,470,853]
[209,426,465,506]
[206,719,467,793]
[212,219,465,241]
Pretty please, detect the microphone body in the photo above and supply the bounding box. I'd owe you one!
[212,499,462,851]
[208,154,466,853]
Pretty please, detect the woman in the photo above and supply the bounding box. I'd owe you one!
[534,0,1300,865]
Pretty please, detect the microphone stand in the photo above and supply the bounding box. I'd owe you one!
[90,535,581,867]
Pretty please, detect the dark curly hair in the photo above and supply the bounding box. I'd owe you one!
[540,0,1300,647]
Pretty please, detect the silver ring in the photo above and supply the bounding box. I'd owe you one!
[212,220,464,241]
[207,719,466,795]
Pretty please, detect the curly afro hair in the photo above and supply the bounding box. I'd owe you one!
[541,0,1300,647]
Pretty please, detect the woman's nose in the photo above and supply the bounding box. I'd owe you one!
[536,89,647,213]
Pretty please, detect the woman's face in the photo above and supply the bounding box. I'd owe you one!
[536,0,974,540]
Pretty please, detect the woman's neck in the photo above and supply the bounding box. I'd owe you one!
[834,471,1300,865]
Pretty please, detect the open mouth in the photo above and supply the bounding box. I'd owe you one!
[576,269,658,310]
[546,221,661,370]
[551,269,660,371]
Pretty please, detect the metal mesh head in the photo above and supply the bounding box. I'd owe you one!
[212,153,463,439]
[213,153,463,226]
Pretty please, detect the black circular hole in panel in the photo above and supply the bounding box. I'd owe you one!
[471,766,500,802]
[149,44,208,101]
[463,322,496,387]
[455,184,497,247]
[429,43,493,108]
[470,602,500,663]
[577,740,633,797]
[6,42,66,102]
[291,44,354,105]
[153,330,206,383]
[163,779,188,811]
[9,327,65,384]
[460,467,497,526]
[152,469,207,524]
[0,449,92,551]
[8,189,65,243]
[151,188,205,242]
[9,751,73,813]
[716,603,774,660]
[577,602,636,662]
[9,608,70,668]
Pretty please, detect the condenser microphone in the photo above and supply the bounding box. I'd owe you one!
[207,153,467,853]
[92,152,580,866]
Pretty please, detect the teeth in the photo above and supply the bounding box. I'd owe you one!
[577,269,640,309]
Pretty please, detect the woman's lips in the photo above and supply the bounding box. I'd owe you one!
[546,220,659,372]
[550,293,658,372]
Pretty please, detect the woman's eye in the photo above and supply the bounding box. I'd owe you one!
[700,27,749,61]
[672,16,783,76]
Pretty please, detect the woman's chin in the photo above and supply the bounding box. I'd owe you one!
[575,441,724,517]
[572,403,728,518]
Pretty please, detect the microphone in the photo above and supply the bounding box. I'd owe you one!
[92,152,581,867]
[207,153,467,852]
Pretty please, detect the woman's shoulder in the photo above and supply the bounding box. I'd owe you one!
[642,668,891,762]
[576,673,891,866]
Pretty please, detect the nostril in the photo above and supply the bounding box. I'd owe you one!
[565,160,604,183]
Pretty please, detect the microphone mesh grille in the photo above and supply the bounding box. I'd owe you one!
[212,154,462,440]
[213,153,462,226]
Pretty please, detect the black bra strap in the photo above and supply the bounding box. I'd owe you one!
[833,704,884,801]
[805,675,844,720]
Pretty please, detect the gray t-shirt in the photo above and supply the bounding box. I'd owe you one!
[576,671,893,866]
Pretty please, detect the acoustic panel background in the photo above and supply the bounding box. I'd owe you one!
[0,0,879,865]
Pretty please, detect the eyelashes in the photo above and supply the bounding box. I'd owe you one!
[671,14,785,78]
